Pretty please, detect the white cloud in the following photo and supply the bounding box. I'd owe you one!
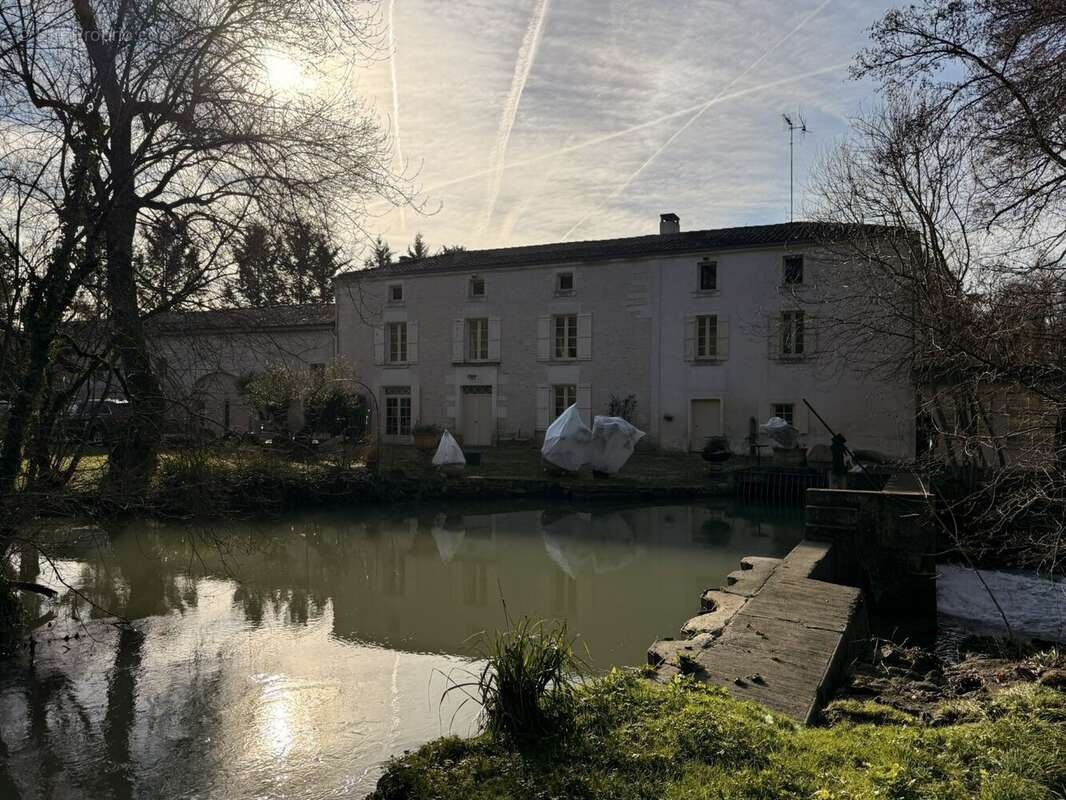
[355,0,895,253]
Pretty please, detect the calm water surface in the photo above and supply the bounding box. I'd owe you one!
[0,500,803,799]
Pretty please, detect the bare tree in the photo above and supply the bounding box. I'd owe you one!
[812,0,1066,570]
[0,0,406,500]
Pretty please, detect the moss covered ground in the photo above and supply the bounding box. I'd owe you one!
[370,669,1066,800]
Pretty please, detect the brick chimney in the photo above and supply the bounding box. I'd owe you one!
[659,212,680,235]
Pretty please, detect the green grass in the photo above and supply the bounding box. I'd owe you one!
[381,444,724,488]
[447,618,584,741]
[370,670,1066,800]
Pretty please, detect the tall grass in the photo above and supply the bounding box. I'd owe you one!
[450,617,584,741]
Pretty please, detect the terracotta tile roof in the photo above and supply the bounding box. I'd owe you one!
[340,221,884,278]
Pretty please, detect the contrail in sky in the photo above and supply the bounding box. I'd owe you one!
[365,62,847,215]
[388,0,406,230]
[473,0,552,243]
[560,0,835,240]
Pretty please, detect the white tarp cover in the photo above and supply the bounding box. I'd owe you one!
[760,416,800,450]
[431,430,466,466]
[541,404,592,472]
[589,416,645,474]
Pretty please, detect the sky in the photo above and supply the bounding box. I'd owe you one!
[353,0,897,255]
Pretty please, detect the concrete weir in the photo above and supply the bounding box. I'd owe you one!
[649,485,936,723]
[648,540,868,724]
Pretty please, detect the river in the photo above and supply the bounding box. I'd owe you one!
[0,500,804,799]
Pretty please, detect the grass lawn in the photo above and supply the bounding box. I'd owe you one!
[380,444,726,488]
[371,670,1066,800]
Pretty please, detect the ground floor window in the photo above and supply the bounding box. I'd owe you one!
[553,384,577,419]
[384,386,412,435]
[772,402,795,426]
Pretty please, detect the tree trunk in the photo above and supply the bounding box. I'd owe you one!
[99,127,163,504]
[0,309,60,496]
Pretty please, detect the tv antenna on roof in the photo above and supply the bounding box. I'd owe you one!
[782,113,809,223]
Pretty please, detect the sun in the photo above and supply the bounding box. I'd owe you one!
[263,51,307,94]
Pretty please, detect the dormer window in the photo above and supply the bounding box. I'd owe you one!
[388,284,404,303]
[783,255,804,285]
[469,276,485,298]
[556,272,574,294]
[698,259,717,292]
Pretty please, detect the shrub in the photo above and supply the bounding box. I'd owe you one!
[453,617,584,742]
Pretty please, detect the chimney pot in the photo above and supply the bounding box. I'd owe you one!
[660,213,680,235]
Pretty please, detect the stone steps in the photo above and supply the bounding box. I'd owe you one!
[648,539,868,723]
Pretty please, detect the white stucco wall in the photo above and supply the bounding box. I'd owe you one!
[335,242,915,458]
[336,261,654,444]
[153,324,336,435]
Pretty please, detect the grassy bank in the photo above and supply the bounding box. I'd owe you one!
[371,670,1066,800]
[46,444,726,519]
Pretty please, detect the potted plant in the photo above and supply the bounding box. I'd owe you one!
[413,423,441,450]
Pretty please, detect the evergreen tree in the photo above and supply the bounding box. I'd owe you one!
[135,218,204,311]
[406,232,430,259]
[282,218,341,303]
[226,222,284,307]
[363,235,393,269]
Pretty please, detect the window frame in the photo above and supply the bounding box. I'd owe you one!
[780,310,805,357]
[386,321,408,364]
[783,255,804,286]
[771,402,795,426]
[466,317,490,362]
[387,283,405,304]
[553,384,577,419]
[698,259,718,293]
[695,314,719,360]
[469,276,486,299]
[383,386,412,436]
[552,314,578,360]
[555,272,575,295]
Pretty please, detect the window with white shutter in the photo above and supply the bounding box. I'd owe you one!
[466,318,489,361]
[553,314,578,360]
[386,322,407,364]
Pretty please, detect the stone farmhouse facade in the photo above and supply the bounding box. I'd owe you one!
[335,216,917,458]
[86,305,336,438]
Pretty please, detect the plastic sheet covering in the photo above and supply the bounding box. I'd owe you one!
[589,416,645,474]
[431,430,466,466]
[540,404,592,472]
[760,416,800,449]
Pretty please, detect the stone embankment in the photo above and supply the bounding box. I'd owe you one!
[648,540,869,723]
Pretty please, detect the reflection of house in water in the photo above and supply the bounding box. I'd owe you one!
[61,505,803,666]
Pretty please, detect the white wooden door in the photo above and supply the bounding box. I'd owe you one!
[689,399,722,451]
[461,386,493,446]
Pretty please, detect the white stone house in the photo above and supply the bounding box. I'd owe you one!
[335,216,916,458]
[151,305,337,436]
[83,304,336,437]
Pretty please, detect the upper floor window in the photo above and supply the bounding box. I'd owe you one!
[772,402,795,426]
[555,272,574,294]
[695,315,718,359]
[783,255,804,285]
[467,318,489,361]
[781,310,805,356]
[698,259,717,292]
[388,284,404,303]
[469,276,485,298]
[553,314,578,359]
[387,321,408,363]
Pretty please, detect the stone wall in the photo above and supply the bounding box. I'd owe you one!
[805,487,937,618]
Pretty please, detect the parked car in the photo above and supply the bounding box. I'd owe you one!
[67,399,131,446]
